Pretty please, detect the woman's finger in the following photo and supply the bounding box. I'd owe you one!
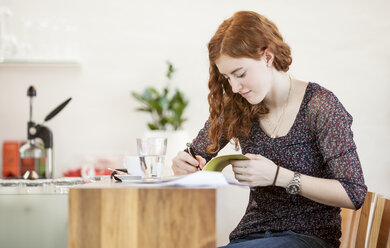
[178,151,199,167]
[173,166,191,175]
[231,160,248,168]
[196,155,207,169]
[232,166,246,175]
[176,159,198,172]
[244,153,263,160]
[172,163,197,175]
[234,173,251,182]
[236,179,251,185]
[172,152,199,175]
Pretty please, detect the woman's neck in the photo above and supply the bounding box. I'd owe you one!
[263,70,292,112]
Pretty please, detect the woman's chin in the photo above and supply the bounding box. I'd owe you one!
[245,97,262,105]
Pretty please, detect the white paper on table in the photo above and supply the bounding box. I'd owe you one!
[136,171,249,188]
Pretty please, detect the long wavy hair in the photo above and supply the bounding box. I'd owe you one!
[207,11,292,153]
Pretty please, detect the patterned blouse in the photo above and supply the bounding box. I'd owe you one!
[191,82,367,247]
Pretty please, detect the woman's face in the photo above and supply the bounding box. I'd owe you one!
[215,54,273,105]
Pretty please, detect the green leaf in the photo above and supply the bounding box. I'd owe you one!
[159,96,170,111]
[135,107,152,112]
[163,87,169,96]
[165,116,174,124]
[148,87,160,97]
[132,92,148,104]
[149,100,162,113]
[166,61,175,80]
[148,123,158,130]
[160,117,169,127]
[131,62,189,130]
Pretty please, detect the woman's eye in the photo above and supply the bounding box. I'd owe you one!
[236,72,246,78]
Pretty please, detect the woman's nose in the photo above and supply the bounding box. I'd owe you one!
[230,79,242,93]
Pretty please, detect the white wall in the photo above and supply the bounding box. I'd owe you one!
[0,0,389,241]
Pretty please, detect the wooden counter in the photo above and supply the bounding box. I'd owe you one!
[68,181,216,248]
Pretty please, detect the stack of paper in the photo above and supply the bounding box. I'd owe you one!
[117,171,247,188]
[161,171,246,187]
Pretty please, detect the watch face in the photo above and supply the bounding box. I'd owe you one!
[288,184,300,194]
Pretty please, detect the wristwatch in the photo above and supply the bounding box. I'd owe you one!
[286,172,301,195]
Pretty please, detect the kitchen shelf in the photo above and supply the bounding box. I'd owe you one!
[0,58,81,66]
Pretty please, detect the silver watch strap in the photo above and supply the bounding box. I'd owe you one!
[292,173,301,183]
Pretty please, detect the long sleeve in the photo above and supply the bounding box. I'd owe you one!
[190,118,230,163]
[307,89,367,209]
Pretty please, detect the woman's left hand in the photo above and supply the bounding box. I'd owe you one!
[231,153,278,187]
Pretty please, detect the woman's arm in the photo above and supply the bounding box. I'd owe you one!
[172,118,229,175]
[232,153,360,210]
[276,166,355,209]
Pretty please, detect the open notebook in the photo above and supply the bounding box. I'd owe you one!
[202,154,249,172]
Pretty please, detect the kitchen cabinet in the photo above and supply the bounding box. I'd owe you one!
[0,194,68,248]
[0,178,82,248]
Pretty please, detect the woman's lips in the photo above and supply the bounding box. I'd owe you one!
[240,91,251,97]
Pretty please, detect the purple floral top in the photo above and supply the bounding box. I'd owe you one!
[191,83,367,247]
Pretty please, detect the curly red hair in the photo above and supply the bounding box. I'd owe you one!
[207,11,292,153]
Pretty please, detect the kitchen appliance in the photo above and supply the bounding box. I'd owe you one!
[19,86,71,178]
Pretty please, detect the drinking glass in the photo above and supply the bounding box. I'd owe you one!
[136,137,167,179]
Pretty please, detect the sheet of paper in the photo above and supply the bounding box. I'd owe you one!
[118,171,248,188]
[161,171,234,187]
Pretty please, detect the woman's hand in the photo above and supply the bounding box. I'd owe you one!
[231,153,278,187]
[172,151,206,176]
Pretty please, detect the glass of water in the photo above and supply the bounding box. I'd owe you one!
[136,137,167,179]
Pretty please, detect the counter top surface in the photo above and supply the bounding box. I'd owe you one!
[72,171,244,190]
[72,178,235,190]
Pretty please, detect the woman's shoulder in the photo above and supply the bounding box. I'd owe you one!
[305,82,341,109]
[304,82,352,124]
[307,82,333,97]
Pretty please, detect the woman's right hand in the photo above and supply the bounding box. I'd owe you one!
[171,151,206,175]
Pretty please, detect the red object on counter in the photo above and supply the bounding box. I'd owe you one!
[62,167,112,177]
[95,168,112,176]
[63,168,82,177]
[20,158,35,176]
[2,141,20,178]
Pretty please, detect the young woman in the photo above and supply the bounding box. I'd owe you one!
[172,11,366,248]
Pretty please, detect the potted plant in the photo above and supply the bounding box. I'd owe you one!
[131,61,189,131]
[131,61,190,176]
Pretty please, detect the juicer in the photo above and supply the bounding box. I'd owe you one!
[19,86,71,178]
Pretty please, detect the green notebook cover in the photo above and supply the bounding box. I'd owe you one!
[202,154,249,172]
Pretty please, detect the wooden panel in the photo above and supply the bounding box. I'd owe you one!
[356,191,374,247]
[368,196,385,247]
[137,188,216,248]
[368,195,390,248]
[377,197,390,248]
[69,189,102,248]
[340,191,374,248]
[100,189,139,248]
[68,186,216,248]
[340,208,354,248]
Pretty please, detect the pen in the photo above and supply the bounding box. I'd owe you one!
[186,142,201,170]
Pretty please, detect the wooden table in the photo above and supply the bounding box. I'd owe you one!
[68,180,217,248]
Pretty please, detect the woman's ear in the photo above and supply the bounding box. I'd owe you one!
[263,48,275,67]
